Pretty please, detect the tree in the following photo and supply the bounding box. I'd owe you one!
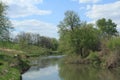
[50,38,58,51]
[71,25,100,57]
[58,11,100,57]
[14,32,58,51]
[0,2,12,41]
[96,18,118,38]
[58,10,81,33]
[58,10,81,54]
[15,32,30,49]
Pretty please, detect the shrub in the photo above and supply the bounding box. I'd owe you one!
[87,51,101,66]
[87,51,99,60]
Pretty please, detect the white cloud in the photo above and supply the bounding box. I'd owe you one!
[72,0,100,3]
[79,6,85,10]
[79,0,100,3]
[1,0,52,18]
[79,5,91,10]
[86,1,120,28]
[11,19,58,38]
[22,65,59,80]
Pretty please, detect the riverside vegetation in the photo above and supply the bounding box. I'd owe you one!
[58,10,120,69]
[0,2,58,80]
[1,2,120,80]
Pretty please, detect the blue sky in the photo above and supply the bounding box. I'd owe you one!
[1,0,120,39]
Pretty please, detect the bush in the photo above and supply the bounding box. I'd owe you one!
[87,51,99,60]
[87,51,101,66]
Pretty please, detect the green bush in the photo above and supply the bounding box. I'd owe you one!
[87,51,101,66]
[87,51,99,60]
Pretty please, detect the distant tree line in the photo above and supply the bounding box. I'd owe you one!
[13,32,58,51]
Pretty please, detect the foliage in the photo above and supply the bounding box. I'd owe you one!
[14,32,58,51]
[58,10,81,32]
[106,37,120,51]
[71,25,100,57]
[0,41,20,50]
[0,2,12,41]
[58,10,100,57]
[87,51,101,66]
[87,51,99,60]
[96,18,118,38]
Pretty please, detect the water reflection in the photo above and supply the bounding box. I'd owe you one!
[22,65,60,80]
[22,56,62,80]
[22,56,120,80]
[59,64,120,80]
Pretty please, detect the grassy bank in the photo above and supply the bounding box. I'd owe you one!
[0,51,30,80]
[0,41,60,80]
[0,41,60,57]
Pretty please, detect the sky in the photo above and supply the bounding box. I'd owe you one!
[1,0,120,39]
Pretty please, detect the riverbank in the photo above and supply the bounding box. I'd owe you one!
[0,45,60,80]
[0,50,30,80]
[0,42,60,80]
[63,50,120,69]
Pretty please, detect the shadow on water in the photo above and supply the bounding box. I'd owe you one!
[59,63,120,80]
[22,55,120,80]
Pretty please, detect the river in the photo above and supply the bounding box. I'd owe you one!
[22,55,120,80]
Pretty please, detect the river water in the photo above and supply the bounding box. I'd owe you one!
[22,55,120,80]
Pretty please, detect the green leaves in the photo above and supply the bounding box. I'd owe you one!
[0,2,12,41]
[71,25,100,56]
[58,11,100,57]
[107,37,120,50]
[58,10,81,32]
[96,18,118,38]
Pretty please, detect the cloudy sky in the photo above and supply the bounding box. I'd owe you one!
[1,0,120,39]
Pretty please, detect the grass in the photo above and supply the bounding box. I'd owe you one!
[0,41,20,50]
[0,41,59,57]
[0,51,29,80]
[0,41,59,80]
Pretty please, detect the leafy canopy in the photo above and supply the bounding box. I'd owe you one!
[96,18,118,37]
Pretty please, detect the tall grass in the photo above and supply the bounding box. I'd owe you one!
[0,41,20,50]
[106,37,120,51]
[102,37,120,68]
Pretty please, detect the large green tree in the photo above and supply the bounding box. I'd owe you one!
[58,11,100,57]
[96,18,118,38]
[0,2,12,41]
[58,10,81,54]
[71,25,100,57]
